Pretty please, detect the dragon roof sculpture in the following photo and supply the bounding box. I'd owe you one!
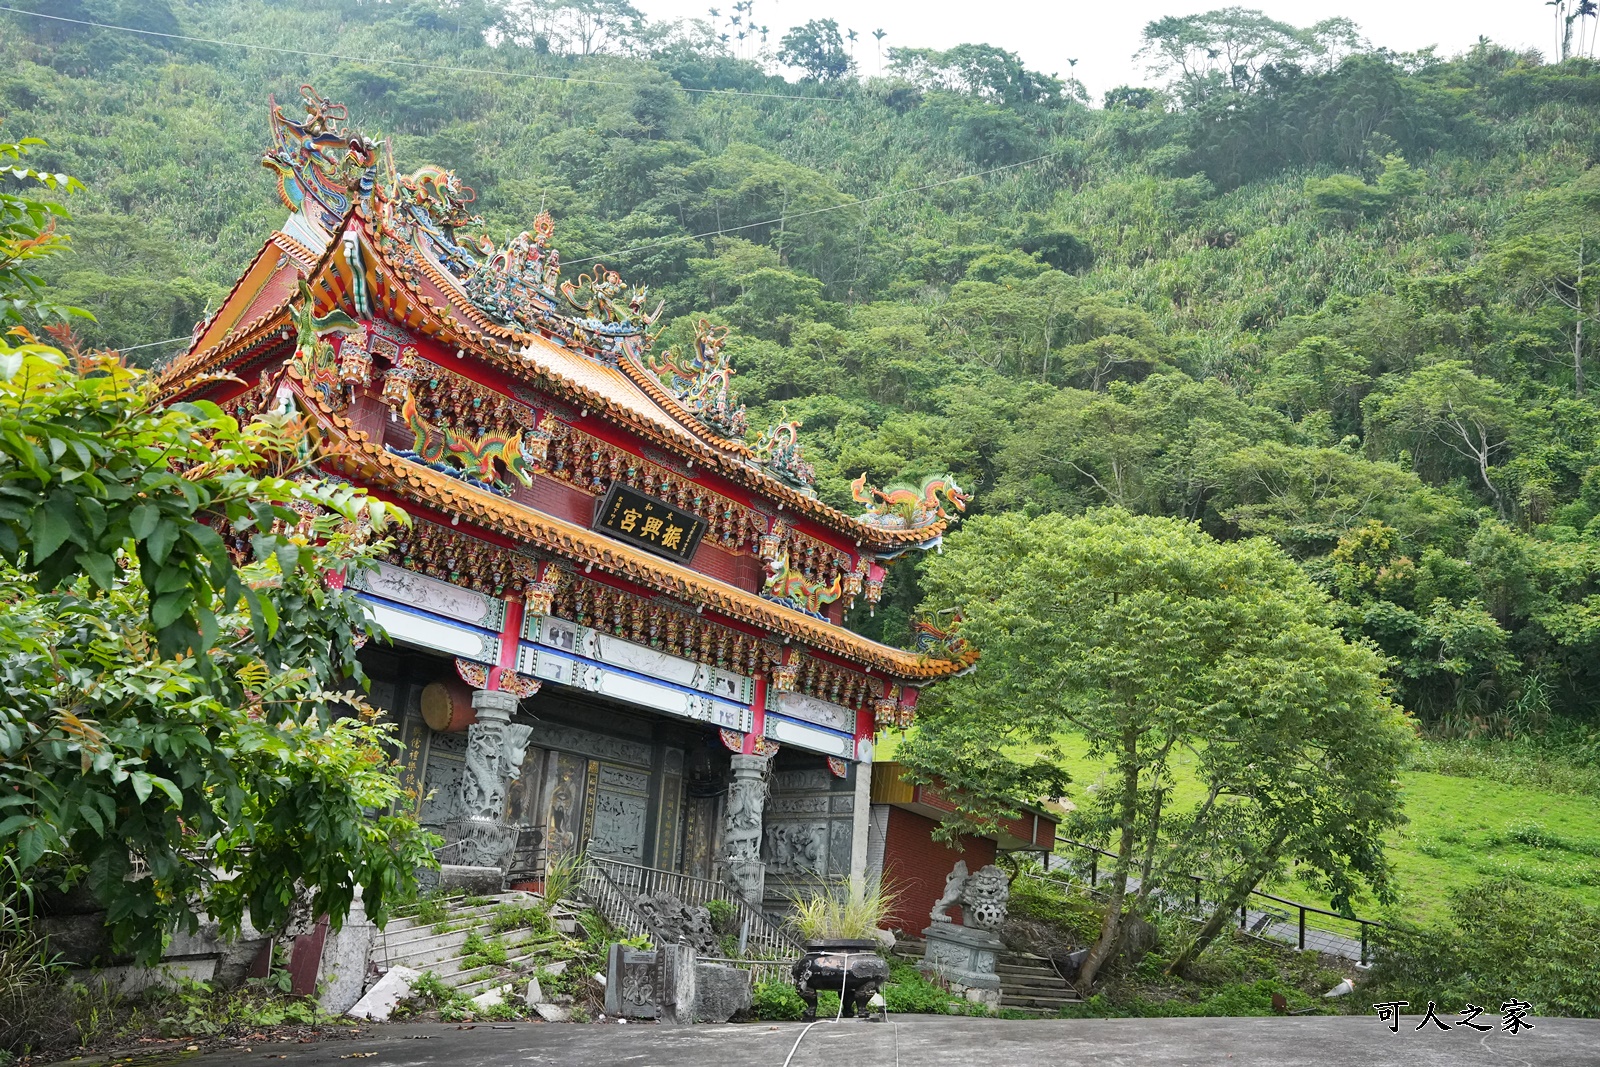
[753,418,817,493]
[849,473,970,530]
[264,85,661,360]
[263,85,380,236]
[648,318,748,440]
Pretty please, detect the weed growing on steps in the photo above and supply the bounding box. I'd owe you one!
[398,971,476,1021]
[395,904,632,1022]
[490,902,553,935]
[461,932,510,969]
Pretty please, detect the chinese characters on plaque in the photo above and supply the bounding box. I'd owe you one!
[1373,1000,1534,1035]
[593,482,707,563]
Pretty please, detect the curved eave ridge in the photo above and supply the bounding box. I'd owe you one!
[291,371,972,682]
[346,217,948,550]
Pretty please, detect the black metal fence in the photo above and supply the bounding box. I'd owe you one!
[1039,839,1384,965]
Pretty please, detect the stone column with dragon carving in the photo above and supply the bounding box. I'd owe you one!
[718,754,770,905]
[447,689,535,873]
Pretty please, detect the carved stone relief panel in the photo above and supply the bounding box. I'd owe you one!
[764,757,857,897]
[772,769,831,794]
[828,820,853,878]
[599,765,651,794]
[764,821,826,878]
[545,751,588,861]
[526,721,652,768]
[589,761,650,862]
[370,680,399,715]
[418,729,467,829]
[769,797,831,815]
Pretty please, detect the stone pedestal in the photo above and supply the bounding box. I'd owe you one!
[447,689,534,870]
[718,754,768,905]
[661,942,698,1025]
[920,923,1003,1010]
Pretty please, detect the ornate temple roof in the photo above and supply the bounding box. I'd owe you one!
[159,86,969,550]
[152,86,978,684]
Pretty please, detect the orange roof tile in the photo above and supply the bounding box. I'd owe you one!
[349,220,948,549]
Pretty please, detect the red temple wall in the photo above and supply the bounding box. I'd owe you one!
[879,805,996,933]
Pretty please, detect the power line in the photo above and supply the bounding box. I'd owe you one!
[3,6,1064,280]
[565,151,1058,267]
[0,5,845,104]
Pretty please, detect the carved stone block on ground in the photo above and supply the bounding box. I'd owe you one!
[694,962,752,1023]
[604,943,661,1019]
[347,965,420,1021]
[633,891,718,954]
[436,864,504,895]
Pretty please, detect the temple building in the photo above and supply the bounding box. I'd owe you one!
[156,87,976,915]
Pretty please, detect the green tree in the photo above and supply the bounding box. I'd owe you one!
[887,44,1067,106]
[0,163,434,963]
[1137,9,1355,99]
[1366,361,1520,518]
[1213,442,1465,553]
[908,509,1408,991]
[778,19,855,82]
[0,137,84,327]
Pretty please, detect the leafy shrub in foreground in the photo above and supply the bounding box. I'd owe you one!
[1366,878,1600,1018]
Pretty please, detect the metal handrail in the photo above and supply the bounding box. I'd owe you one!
[1040,839,1385,965]
[578,856,660,946]
[581,856,801,960]
[698,956,793,983]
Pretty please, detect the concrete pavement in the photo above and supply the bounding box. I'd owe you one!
[61,1014,1600,1067]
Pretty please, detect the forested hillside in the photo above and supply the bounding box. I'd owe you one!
[11,0,1600,743]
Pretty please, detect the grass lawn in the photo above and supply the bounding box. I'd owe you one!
[876,733,1600,925]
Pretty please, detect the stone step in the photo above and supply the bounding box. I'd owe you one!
[997,963,1062,976]
[998,979,1075,998]
[376,931,477,970]
[386,926,564,973]
[383,899,520,939]
[402,948,530,985]
[380,922,477,953]
[453,948,566,997]
[1005,994,1084,1008]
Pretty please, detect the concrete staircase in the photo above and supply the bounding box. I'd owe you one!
[891,937,1083,1017]
[995,950,1083,1016]
[369,892,581,997]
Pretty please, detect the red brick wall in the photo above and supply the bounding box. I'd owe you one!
[880,806,996,933]
[515,477,593,526]
[693,541,761,591]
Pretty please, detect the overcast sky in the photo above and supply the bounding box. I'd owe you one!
[634,1,1558,101]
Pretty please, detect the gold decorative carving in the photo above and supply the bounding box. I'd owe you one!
[551,571,777,677]
[381,517,538,598]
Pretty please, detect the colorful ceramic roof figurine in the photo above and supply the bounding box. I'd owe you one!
[157,88,978,747]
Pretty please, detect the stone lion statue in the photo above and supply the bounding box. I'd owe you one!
[928,861,1010,931]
